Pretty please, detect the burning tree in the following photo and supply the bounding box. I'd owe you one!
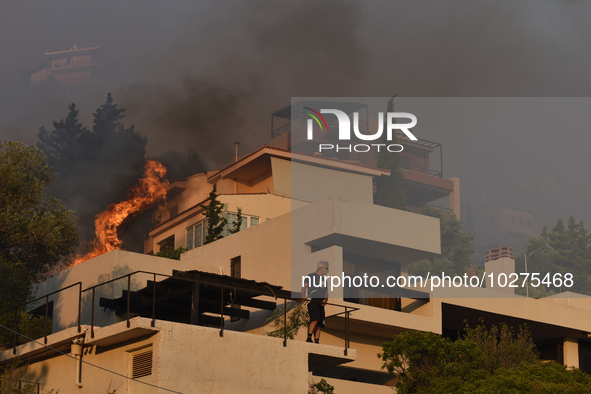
[37,94,147,249]
[201,184,227,244]
[73,160,168,265]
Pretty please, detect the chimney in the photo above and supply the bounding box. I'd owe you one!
[484,246,515,294]
[485,246,514,262]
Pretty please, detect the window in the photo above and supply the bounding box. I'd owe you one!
[226,212,237,236]
[196,222,203,247]
[230,256,241,322]
[186,220,207,250]
[225,212,260,236]
[158,235,174,252]
[231,256,241,279]
[512,217,517,225]
[520,218,525,226]
[187,226,193,250]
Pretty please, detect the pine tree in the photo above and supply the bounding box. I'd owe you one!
[36,94,148,247]
[374,97,406,209]
[409,205,474,276]
[38,103,88,166]
[516,215,591,296]
[201,184,228,244]
[229,207,243,234]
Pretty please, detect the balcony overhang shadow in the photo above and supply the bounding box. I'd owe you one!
[308,234,437,265]
[99,270,287,328]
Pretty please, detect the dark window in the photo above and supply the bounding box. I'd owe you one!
[230,256,241,321]
[231,256,241,279]
[343,253,401,311]
[537,341,563,364]
[158,235,174,252]
[579,340,591,374]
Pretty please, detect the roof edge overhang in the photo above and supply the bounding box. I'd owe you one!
[208,146,389,183]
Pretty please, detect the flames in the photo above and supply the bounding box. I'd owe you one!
[72,160,169,266]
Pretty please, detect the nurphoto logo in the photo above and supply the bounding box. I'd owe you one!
[303,107,418,153]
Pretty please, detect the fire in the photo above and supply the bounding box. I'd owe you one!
[72,160,169,265]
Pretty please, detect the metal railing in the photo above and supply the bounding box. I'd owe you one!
[1,271,359,357]
[80,270,359,356]
[400,163,442,178]
[271,122,292,138]
[0,282,82,355]
[406,200,453,214]
[0,379,40,394]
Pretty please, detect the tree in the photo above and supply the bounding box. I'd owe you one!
[201,184,227,244]
[154,246,188,260]
[374,97,406,209]
[409,205,474,276]
[36,94,147,248]
[229,207,243,234]
[266,302,309,339]
[0,360,41,394]
[515,215,591,296]
[0,141,79,286]
[0,141,79,345]
[379,321,591,394]
[38,103,88,167]
[308,379,334,394]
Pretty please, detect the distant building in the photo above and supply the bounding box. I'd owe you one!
[3,143,591,393]
[30,44,104,86]
[3,104,590,392]
[268,100,461,217]
[465,199,551,265]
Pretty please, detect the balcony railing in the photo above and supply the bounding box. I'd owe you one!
[406,200,453,214]
[0,379,41,393]
[0,282,82,354]
[1,270,359,358]
[401,163,442,178]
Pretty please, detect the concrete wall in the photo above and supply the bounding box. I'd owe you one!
[32,250,222,333]
[147,193,293,253]
[289,160,375,204]
[156,320,315,394]
[9,318,353,394]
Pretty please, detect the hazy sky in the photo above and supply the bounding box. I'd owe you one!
[2,1,591,229]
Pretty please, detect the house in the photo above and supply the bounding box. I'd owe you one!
[2,119,591,392]
[30,44,104,87]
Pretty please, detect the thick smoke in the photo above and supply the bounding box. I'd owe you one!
[2,0,591,256]
[117,1,368,166]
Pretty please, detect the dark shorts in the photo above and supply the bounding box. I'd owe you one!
[307,301,325,327]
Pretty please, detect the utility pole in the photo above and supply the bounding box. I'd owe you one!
[524,249,542,298]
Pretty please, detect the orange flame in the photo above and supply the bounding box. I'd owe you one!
[72,160,169,266]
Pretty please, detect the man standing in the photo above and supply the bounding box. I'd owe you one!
[301,260,329,343]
